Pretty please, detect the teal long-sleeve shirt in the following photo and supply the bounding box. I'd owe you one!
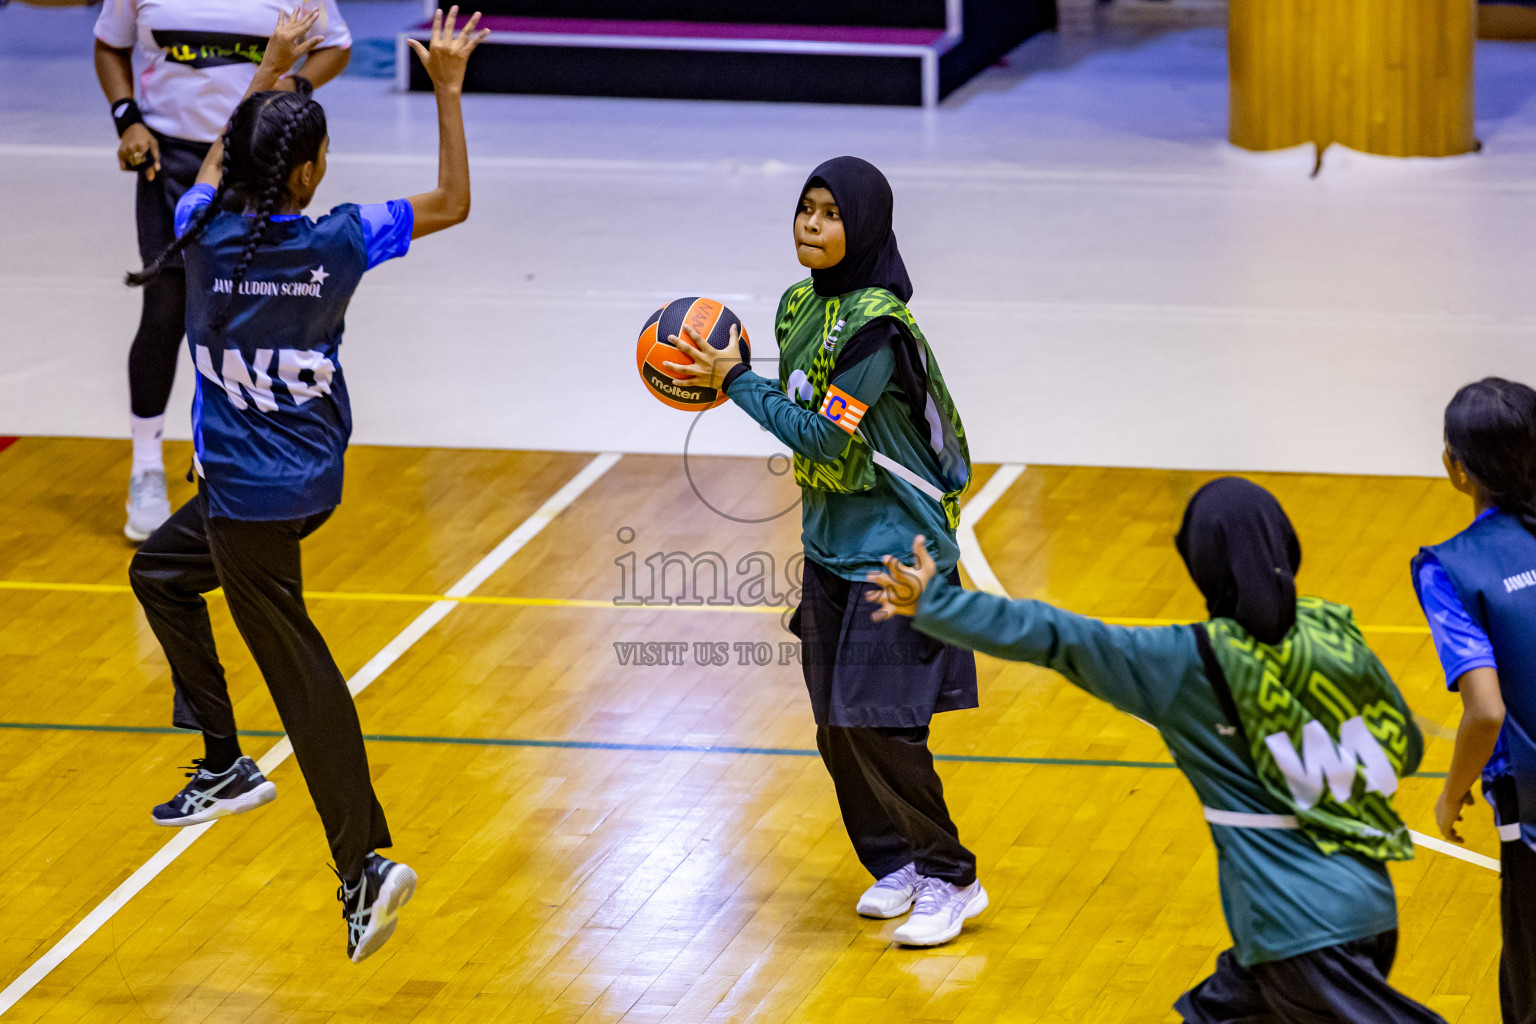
[912,577,1401,967]
[723,334,958,582]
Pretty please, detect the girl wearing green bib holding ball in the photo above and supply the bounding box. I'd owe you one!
[665,157,984,947]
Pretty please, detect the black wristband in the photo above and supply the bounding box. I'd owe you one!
[111,98,145,137]
[721,362,752,394]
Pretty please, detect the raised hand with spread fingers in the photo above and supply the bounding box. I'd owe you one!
[406,7,492,237]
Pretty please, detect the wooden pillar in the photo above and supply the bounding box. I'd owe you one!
[1229,0,1476,157]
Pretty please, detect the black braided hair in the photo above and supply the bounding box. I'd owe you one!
[125,124,234,287]
[210,113,295,334]
[126,82,328,336]
[210,85,327,334]
[1445,377,1536,537]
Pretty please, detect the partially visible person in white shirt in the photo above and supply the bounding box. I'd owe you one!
[94,0,351,542]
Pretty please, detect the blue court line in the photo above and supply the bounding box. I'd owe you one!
[0,720,1449,777]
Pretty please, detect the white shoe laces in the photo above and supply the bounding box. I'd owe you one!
[910,876,950,916]
[128,470,167,505]
[335,870,372,949]
[873,864,916,893]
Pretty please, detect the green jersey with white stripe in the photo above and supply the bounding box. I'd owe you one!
[723,280,971,582]
[912,579,1408,966]
[772,280,971,530]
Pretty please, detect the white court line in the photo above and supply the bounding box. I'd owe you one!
[953,462,1502,875]
[1409,830,1500,872]
[7,272,1533,334]
[7,143,1535,194]
[0,451,623,1016]
[955,463,1026,596]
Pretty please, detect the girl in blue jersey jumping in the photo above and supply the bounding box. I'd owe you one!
[1416,377,1536,1023]
[125,7,487,963]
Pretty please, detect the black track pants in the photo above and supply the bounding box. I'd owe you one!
[816,724,976,887]
[1176,932,1447,1023]
[1501,836,1536,1023]
[129,491,391,879]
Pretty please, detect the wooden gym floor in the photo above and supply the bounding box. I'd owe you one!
[0,437,1507,1022]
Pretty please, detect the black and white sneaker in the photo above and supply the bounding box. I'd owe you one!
[338,852,417,963]
[151,756,277,827]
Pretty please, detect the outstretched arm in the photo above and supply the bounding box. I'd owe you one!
[405,8,490,238]
[867,536,1191,725]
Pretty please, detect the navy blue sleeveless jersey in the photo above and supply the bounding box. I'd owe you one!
[1414,511,1536,848]
[175,184,411,520]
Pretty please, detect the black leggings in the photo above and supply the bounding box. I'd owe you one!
[130,132,209,419]
[129,271,187,418]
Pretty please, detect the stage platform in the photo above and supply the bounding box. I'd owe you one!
[399,0,1055,106]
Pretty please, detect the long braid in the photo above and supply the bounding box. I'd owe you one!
[1495,439,1536,538]
[208,104,303,335]
[1490,382,1536,538]
[1481,474,1536,538]
[1510,385,1536,537]
[1511,489,1536,538]
[132,88,325,326]
[125,124,235,287]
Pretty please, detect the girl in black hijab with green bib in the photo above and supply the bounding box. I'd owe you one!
[868,478,1444,1022]
[665,156,984,947]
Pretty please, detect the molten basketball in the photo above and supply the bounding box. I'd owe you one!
[636,296,751,411]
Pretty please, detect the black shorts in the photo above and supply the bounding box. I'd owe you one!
[135,131,213,267]
[790,557,978,729]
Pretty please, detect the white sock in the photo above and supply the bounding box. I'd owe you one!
[130,413,165,476]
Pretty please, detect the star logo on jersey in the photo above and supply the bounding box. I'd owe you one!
[309,266,330,285]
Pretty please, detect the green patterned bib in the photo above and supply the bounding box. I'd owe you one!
[1205,596,1421,861]
[774,280,971,528]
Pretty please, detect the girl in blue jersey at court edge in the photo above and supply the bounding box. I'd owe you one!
[1414,377,1536,1023]
[124,7,488,963]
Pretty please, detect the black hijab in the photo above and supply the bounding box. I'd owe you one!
[799,156,913,302]
[1175,477,1302,645]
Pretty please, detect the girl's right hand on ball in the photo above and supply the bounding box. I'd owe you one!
[662,324,744,392]
[407,7,491,92]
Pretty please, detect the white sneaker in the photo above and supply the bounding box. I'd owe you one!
[891,876,988,947]
[125,469,171,542]
[856,863,919,918]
